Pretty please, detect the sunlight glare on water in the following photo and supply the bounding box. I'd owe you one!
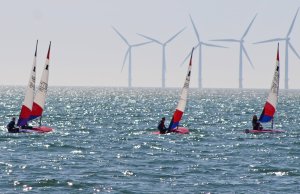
[0,87,299,193]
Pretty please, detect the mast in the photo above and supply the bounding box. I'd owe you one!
[39,116,42,127]
[272,43,280,129]
[271,119,274,129]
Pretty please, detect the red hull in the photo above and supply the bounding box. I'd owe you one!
[152,127,189,134]
[19,126,53,133]
[245,129,285,134]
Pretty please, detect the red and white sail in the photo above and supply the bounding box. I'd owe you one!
[259,44,280,123]
[168,48,194,130]
[29,41,51,121]
[17,40,38,126]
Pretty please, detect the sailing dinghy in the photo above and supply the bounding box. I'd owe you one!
[17,41,53,133]
[153,48,194,134]
[245,44,284,134]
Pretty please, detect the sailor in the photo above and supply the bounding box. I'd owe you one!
[7,117,19,133]
[252,115,263,130]
[157,117,167,134]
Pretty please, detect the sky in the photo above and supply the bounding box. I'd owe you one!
[0,0,300,89]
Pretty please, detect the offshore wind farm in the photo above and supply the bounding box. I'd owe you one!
[111,8,300,89]
[1,1,300,89]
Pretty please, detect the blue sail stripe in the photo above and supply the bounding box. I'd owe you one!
[259,115,273,123]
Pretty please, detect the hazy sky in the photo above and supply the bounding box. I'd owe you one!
[1,0,300,89]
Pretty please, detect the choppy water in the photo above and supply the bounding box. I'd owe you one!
[0,86,299,193]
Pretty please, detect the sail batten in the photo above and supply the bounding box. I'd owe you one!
[169,48,194,130]
[259,44,280,123]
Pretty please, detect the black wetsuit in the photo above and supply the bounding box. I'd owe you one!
[7,120,19,133]
[157,120,167,134]
[252,120,263,130]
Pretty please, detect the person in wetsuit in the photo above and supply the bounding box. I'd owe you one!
[7,117,19,133]
[252,115,263,130]
[157,117,167,134]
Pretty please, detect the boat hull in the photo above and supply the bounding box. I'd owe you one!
[19,126,53,133]
[245,129,285,134]
[152,127,189,134]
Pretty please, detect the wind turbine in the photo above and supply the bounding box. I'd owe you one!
[254,8,300,89]
[181,15,227,89]
[138,28,185,88]
[211,14,257,89]
[113,27,152,87]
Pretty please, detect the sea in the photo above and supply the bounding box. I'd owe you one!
[0,86,299,193]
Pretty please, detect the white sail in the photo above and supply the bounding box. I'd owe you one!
[168,48,194,129]
[259,43,280,123]
[30,41,51,120]
[17,40,38,126]
[176,55,193,112]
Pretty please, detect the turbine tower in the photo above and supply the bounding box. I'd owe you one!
[138,28,185,88]
[113,27,152,87]
[181,15,226,89]
[211,14,257,89]
[254,8,300,89]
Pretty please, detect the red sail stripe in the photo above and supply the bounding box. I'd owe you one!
[173,109,183,123]
[263,101,276,117]
[31,102,43,117]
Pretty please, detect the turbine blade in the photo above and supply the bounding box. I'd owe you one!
[202,42,227,48]
[112,26,129,45]
[132,41,153,47]
[179,44,199,66]
[253,38,286,44]
[137,33,161,44]
[287,8,299,37]
[165,27,186,44]
[242,45,254,69]
[121,49,130,72]
[210,39,240,43]
[189,14,200,42]
[241,14,257,39]
[289,42,300,59]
